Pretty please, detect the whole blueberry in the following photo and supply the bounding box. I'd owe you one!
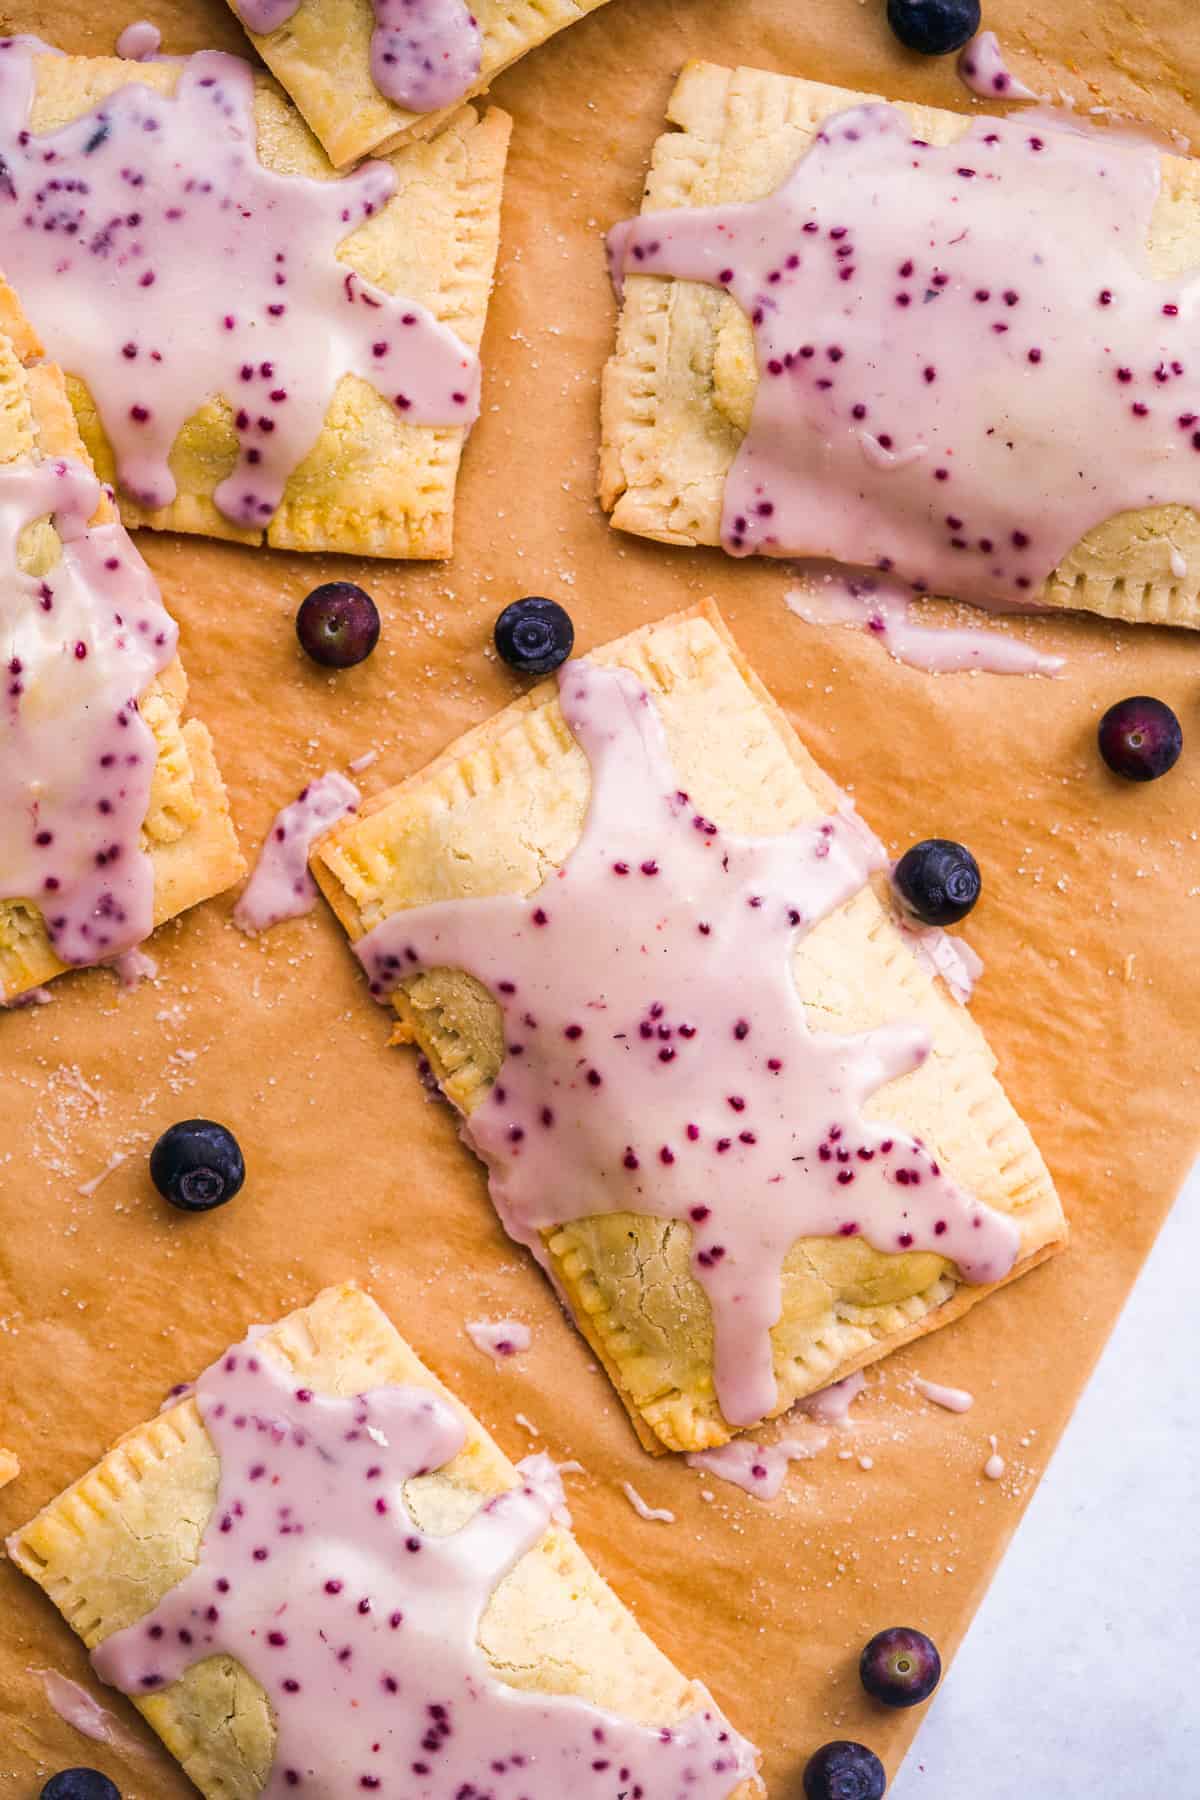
[494,596,575,675]
[893,839,981,926]
[886,0,980,55]
[1097,695,1182,782]
[40,1773,122,1800]
[150,1119,245,1212]
[859,1626,942,1707]
[802,1740,887,1800]
[296,582,380,668]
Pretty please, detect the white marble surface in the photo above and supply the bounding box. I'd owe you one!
[893,1163,1200,1796]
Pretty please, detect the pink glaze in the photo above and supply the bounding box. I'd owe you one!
[895,917,983,1005]
[610,108,1200,608]
[0,456,176,966]
[89,1337,757,1796]
[911,1374,974,1413]
[983,1434,1006,1478]
[798,1369,866,1426]
[620,1482,676,1523]
[115,20,162,60]
[465,1317,532,1361]
[1,984,53,1007]
[111,944,157,988]
[34,1668,139,1750]
[685,1437,816,1500]
[957,32,1038,102]
[234,772,359,936]
[233,0,481,114]
[356,661,1020,1429]
[784,574,1064,676]
[0,41,478,529]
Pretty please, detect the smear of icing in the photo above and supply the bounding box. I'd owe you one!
[0,456,176,967]
[1,984,53,1008]
[465,1317,532,1362]
[0,42,479,529]
[785,574,1064,676]
[88,1336,758,1796]
[686,1436,819,1500]
[611,106,1200,610]
[348,748,379,774]
[356,661,1021,1430]
[957,31,1038,102]
[799,1369,866,1426]
[234,772,359,936]
[33,1669,139,1751]
[1169,545,1189,579]
[110,945,158,990]
[895,915,983,1005]
[232,0,482,114]
[912,1374,974,1413]
[983,1434,1006,1479]
[77,1153,127,1198]
[115,20,162,60]
[621,1481,676,1523]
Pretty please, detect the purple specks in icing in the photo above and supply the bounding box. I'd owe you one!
[0,455,176,964]
[354,661,1020,1429]
[0,44,479,531]
[607,105,1200,610]
[91,1339,758,1795]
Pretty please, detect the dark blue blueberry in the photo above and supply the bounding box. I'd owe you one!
[40,1773,122,1800]
[893,838,980,926]
[802,1740,887,1800]
[150,1119,245,1212]
[886,0,980,55]
[494,596,574,676]
[859,1625,942,1707]
[1097,695,1182,782]
[296,582,380,668]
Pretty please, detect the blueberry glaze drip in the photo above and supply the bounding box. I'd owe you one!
[233,0,482,115]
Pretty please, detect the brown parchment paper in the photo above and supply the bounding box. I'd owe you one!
[1,0,1199,1793]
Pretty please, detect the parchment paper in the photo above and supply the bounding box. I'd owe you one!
[1,0,1198,1793]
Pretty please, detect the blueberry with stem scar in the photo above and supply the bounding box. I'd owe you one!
[1097,695,1182,782]
[859,1625,942,1707]
[802,1740,887,1800]
[150,1119,245,1212]
[494,597,575,676]
[41,1775,122,1800]
[886,0,980,55]
[892,839,981,927]
[296,582,380,669]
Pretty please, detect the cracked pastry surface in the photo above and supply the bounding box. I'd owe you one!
[2,51,509,557]
[311,605,1067,1454]
[8,1282,758,1799]
[0,290,242,1004]
[229,0,610,167]
[600,63,1200,629]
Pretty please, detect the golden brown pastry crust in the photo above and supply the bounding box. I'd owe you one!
[0,292,243,1003]
[0,1449,19,1489]
[600,63,1200,629]
[311,604,1068,1454]
[231,0,609,167]
[6,53,510,557]
[8,1282,759,1799]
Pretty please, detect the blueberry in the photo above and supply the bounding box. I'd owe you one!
[859,1626,942,1707]
[150,1119,245,1212]
[892,839,980,926]
[1097,695,1182,782]
[295,582,380,668]
[802,1741,887,1800]
[494,596,575,675]
[886,0,980,55]
[40,1773,122,1800]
